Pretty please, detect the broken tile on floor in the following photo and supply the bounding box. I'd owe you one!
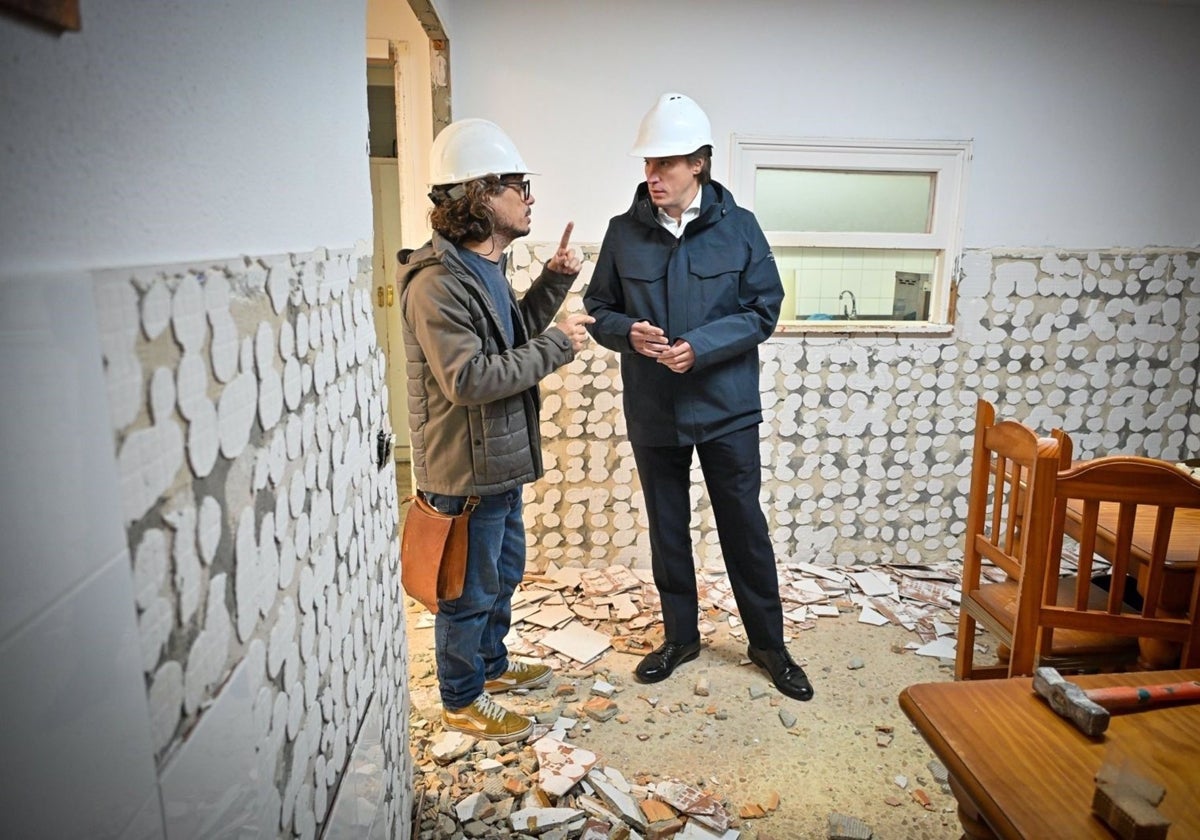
[526,602,576,629]
[850,570,895,598]
[533,736,598,797]
[408,547,969,839]
[541,621,612,664]
[827,811,874,839]
[509,806,586,835]
[914,637,957,660]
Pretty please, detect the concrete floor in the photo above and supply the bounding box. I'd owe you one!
[405,594,973,839]
[397,464,977,838]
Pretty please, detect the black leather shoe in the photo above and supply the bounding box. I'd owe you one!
[634,640,701,684]
[747,645,815,701]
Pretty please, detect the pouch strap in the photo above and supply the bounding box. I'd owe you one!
[416,490,482,516]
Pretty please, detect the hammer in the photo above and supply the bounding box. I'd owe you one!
[1032,667,1200,737]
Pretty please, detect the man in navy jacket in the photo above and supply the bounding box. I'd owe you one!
[584,93,813,701]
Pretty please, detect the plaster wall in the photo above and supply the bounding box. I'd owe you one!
[436,0,1200,250]
[0,0,372,275]
[434,0,1200,570]
[0,3,409,839]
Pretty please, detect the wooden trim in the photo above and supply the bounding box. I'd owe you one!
[1,0,80,30]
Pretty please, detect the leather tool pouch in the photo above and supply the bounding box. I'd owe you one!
[400,493,479,613]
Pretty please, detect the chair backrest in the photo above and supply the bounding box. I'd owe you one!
[1039,456,1200,668]
[957,399,1061,675]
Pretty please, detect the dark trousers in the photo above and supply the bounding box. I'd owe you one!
[631,425,785,650]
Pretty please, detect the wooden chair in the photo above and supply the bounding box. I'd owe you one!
[1034,455,1200,670]
[954,399,1062,679]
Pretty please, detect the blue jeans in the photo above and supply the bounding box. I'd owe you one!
[424,488,525,710]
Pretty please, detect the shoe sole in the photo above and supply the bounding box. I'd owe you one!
[441,716,532,744]
[484,670,553,694]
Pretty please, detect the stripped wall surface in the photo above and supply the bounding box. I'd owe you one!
[95,247,409,839]
[512,245,1200,572]
[90,238,1197,838]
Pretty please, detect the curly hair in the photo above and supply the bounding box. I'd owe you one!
[428,175,506,245]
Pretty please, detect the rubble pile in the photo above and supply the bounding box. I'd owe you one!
[407,557,970,838]
[419,559,982,677]
[412,712,776,840]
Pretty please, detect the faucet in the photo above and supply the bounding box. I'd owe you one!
[839,289,857,319]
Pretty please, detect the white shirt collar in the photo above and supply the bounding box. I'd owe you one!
[656,184,703,239]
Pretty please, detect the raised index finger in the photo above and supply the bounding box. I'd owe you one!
[558,222,575,252]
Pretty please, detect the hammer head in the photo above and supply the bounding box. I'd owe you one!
[1033,666,1110,737]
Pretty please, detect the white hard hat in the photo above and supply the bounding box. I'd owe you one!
[428,118,536,186]
[629,92,714,158]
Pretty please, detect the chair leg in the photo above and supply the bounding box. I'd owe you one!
[955,610,976,680]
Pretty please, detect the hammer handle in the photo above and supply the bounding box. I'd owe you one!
[1085,680,1200,711]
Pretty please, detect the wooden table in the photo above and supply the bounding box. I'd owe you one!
[1064,498,1200,575]
[899,669,1200,839]
[1063,499,1200,667]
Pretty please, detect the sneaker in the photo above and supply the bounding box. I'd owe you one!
[442,694,532,744]
[484,660,553,694]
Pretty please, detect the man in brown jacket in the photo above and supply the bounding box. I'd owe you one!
[397,118,592,742]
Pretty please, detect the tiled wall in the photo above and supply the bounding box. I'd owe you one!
[510,244,1200,573]
[93,246,408,839]
[777,247,938,321]
[62,240,1194,839]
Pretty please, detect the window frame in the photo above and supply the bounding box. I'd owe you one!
[730,135,971,335]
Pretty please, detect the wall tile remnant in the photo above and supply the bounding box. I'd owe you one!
[95,245,407,839]
[510,246,1200,571]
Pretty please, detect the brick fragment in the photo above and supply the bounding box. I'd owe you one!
[639,798,676,823]
[584,696,620,722]
[1092,780,1170,840]
[911,788,933,810]
[644,817,684,839]
[1095,764,1166,806]
[739,802,767,819]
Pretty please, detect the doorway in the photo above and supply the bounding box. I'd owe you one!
[366,38,428,490]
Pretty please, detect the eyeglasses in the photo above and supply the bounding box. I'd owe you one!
[500,179,532,201]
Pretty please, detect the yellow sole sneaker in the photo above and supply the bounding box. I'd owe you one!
[442,694,532,744]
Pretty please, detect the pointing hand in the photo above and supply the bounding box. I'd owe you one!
[546,222,581,276]
[555,311,595,352]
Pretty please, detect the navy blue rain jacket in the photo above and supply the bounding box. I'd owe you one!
[583,180,783,447]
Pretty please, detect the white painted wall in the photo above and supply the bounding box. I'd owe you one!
[0,2,379,837]
[434,0,1200,250]
[367,0,435,251]
[0,0,373,275]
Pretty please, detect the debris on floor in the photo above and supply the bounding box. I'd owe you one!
[413,719,745,838]
[413,558,969,674]
[827,811,874,839]
[409,556,970,837]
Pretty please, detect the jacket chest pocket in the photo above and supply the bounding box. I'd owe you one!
[688,248,746,317]
[615,252,667,314]
[617,250,666,285]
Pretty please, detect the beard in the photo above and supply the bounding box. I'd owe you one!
[491,213,531,242]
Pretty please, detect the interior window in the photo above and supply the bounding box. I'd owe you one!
[732,137,970,332]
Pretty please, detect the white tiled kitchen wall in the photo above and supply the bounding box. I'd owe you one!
[779,247,937,320]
